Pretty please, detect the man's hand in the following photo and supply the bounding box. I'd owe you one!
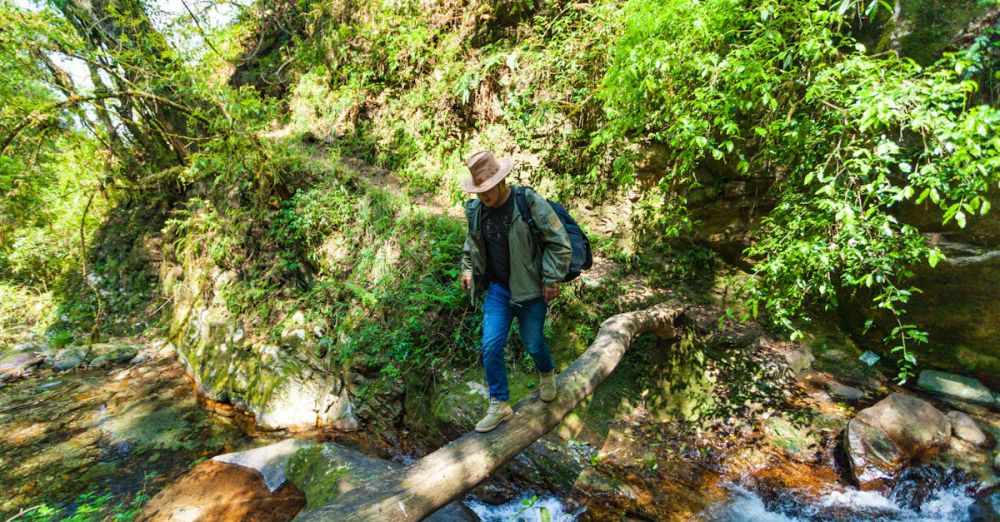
[461,273,472,291]
[543,284,560,304]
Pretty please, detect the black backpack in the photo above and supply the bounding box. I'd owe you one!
[513,186,593,282]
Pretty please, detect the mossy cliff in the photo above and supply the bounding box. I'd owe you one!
[156,150,477,431]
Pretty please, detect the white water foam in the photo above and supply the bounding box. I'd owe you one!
[465,493,583,522]
[701,485,806,522]
[703,480,977,521]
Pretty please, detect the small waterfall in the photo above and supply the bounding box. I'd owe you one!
[703,467,980,521]
[465,493,584,522]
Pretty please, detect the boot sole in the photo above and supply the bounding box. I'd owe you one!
[475,410,513,433]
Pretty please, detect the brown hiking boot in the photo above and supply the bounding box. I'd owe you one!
[539,371,557,402]
[475,397,513,433]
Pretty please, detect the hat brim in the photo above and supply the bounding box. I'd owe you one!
[460,157,514,193]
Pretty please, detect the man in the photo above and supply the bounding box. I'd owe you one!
[459,150,573,433]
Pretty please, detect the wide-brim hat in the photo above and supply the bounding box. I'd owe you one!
[461,150,514,193]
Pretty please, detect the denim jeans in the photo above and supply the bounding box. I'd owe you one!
[482,282,555,402]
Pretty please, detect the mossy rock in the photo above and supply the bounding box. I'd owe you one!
[286,444,396,511]
[764,415,820,460]
[286,443,477,520]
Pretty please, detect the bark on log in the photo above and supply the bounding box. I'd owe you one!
[297,301,687,522]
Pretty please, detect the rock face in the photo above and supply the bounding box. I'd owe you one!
[137,459,307,522]
[844,393,952,491]
[163,260,372,431]
[285,443,477,521]
[917,370,997,406]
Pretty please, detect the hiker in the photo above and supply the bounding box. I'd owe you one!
[459,150,573,433]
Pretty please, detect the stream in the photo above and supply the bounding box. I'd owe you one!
[471,468,981,522]
[0,343,995,521]
[0,348,262,519]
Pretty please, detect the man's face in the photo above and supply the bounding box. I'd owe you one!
[477,183,505,208]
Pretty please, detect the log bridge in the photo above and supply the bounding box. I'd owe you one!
[298,301,687,521]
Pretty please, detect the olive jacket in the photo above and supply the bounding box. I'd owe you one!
[460,186,573,306]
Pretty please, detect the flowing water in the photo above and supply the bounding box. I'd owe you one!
[703,467,980,521]
[466,466,985,522]
[0,352,260,519]
[465,493,585,521]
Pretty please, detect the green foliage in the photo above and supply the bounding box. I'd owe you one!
[20,472,155,522]
[264,175,477,374]
[598,0,1000,381]
[281,0,627,201]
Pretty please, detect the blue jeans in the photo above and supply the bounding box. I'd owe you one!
[482,282,555,402]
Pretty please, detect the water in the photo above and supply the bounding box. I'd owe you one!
[465,493,584,522]
[0,353,257,519]
[704,470,979,522]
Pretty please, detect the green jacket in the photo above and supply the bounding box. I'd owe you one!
[461,186,573,306]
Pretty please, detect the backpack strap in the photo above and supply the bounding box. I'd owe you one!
[514,186,542,239]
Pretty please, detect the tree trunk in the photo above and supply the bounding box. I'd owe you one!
[296,301,687,522]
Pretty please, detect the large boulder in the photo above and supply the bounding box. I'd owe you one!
[286,443,477,521]
[844,393,952,491]
[165,263,355,431]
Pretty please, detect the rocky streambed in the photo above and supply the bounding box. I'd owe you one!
[0,338,262,519]
[2,319,1000,521]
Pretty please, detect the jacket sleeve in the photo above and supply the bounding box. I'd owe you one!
[526,189,572,286]
[461,234,473,277]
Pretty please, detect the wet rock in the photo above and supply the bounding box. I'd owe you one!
[995,452,1000,473]
[213,438,313,492]
[826,381,866,401]
[88,356,110,368]
[107,344,138,364]
[138,459,306,522]
[917,370,996,406]
[765,416,818,460]
[845,393,952,491]
[971,485,1000,522]
[49,347,86,371]
[0,352,46,381]
[946,411,992,448]
[286,443,477,521]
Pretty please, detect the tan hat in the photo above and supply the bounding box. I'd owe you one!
[461,151,514,193]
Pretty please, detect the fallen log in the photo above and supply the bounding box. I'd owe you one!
[297,301,687,522]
